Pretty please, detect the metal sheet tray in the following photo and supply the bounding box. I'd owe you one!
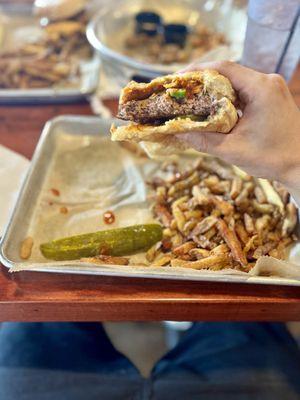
[1,115,300,285]
[0,4,100,104]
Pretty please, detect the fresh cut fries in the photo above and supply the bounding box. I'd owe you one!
[146,156,298,272]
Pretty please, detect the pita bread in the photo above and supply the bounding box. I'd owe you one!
[111,70,238,157]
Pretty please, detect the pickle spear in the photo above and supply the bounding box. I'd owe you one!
[40,224,162,261]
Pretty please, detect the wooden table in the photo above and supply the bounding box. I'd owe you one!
[0,66,299,321]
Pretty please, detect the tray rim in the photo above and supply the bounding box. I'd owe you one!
[0,115,104,258]
[1,114,300,286]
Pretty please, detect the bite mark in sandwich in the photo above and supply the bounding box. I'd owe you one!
[111,70,238,157]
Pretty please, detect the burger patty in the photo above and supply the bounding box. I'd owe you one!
[117,91,217,124]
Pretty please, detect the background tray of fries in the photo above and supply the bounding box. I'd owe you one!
[0,4,99,103]
[1,116,300,286]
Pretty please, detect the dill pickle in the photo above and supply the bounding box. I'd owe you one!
[40,224,162,261]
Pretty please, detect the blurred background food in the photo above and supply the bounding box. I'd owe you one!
[0,0,248,101]
[0,0,92,90]
[0,0,298,103]
[87,0,247,86]
[123,11,227,65]
[0,21,90,89]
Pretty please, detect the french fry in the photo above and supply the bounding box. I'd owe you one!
[189,248,210,259]
[253,200,274,214]
[230,176,242,200]
[244,213,255,234]
[227,216,235,230]
[217,219,248,267]
[173,241,196,256]
[146,242,161,262]
[168,171,199,197]
[259,179,284,212]
[192,235,213,249]
[156,186,167,202]
[269,247,285,260]
[212,197,234,216]
[211,208,222,218]
[204,175,229,194]
[171,254,232,270]
[267,230,281,242]
[270,239,291,260]
[254,186,267,203]
[255,215,271,233]
[235,182,254,206]
[206,226,218,240]
[282,203,298,237]
[273,181,290,204]
[172,196,188,233]
[147,156,298,272]
[153,203,173,227]
[244,235,259,254]
[163,228,173,237]
[192,185,210,206]
[183,220,198,235]
[171,232,183,247]
[200,158,234,180]
[253,242,277,259]
[170,219,177,230]
[235,221,249,245]
[211,244,230,255]
[153,254,173,266]
[190,216,218,236]
[184,210,203,220]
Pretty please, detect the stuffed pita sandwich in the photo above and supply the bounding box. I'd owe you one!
[110,70,238,157]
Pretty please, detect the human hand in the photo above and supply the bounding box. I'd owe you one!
[177,61,300,191]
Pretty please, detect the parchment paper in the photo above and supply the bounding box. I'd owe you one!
[10,130,300,283]
[0,145,29,236]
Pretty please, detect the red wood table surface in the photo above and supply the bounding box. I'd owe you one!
[0,66,299,321]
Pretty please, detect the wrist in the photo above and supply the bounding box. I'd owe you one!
[277,109,300,190]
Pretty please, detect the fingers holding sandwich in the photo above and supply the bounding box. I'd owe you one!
[179,60,262,104]
[111,60,300,189]
[177,62,300,186]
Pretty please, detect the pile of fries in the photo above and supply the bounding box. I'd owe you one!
[146,157,298,272]
[0,20,91,89]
